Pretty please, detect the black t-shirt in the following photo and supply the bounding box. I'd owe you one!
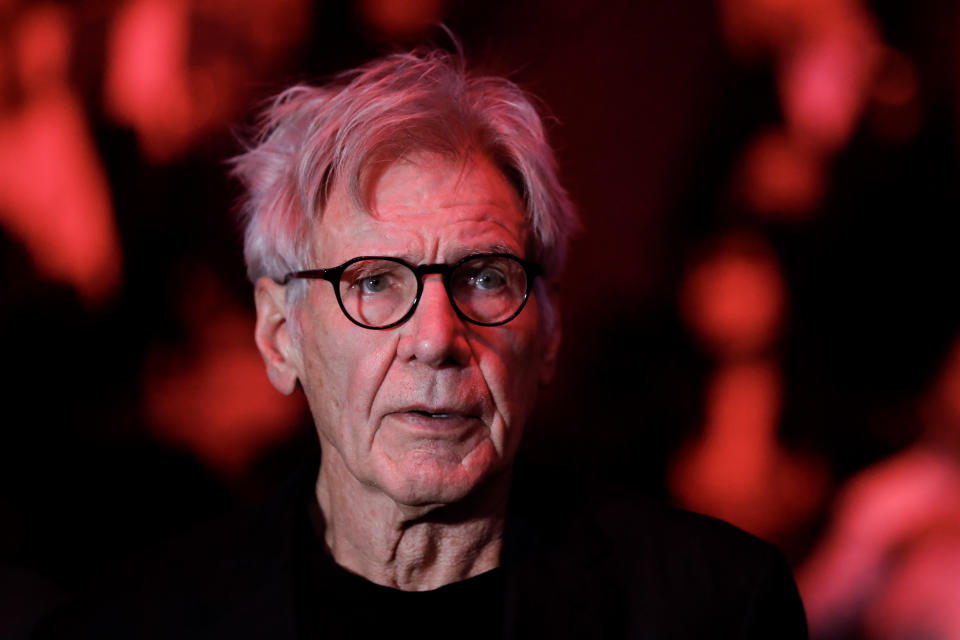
[33,460,808,639]
[293,497,506,640]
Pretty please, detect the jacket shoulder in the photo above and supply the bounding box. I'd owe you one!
[506,462,808,639]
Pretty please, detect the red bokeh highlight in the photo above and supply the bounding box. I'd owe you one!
[739,130,824,222]
[799,335,960,639]
[0,95,122,303]
[104,0,194,163]
[1,0,314,477]
[865,49,922,144]
[778,27,878,153]
[104,0,311,163]
[931,338,960,426]
[0,4,122,304]
[13,3,71,90]
[871,49,919,108]
[143,274,307,479]
[675,231,827,541]
[718,0,877,66]
[670,361,828,540]
[864,533,960,640]
[357,0,447,41]
[721,0,889,221]
[799,448,960,638]
[680,233,786,359]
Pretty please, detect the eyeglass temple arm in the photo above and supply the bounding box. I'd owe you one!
[279,269,332,284]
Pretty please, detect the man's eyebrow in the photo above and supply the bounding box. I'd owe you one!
[439,243,522,263]
[463,242,520,257]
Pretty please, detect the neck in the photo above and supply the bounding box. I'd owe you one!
[314,449,511,591]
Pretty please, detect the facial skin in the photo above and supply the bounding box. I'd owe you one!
[255,152,560,514]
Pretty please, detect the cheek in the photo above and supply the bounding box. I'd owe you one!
[478,320,546,426]
[296,313,398,440]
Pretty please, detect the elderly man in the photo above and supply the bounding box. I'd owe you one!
[36,49,807,639]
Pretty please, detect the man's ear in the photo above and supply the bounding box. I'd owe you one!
[254,277,300,395]
[539,287,562,387]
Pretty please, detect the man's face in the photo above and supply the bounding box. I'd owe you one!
[289,152,557,508]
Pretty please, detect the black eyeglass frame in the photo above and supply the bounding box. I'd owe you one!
[280,253,542,330]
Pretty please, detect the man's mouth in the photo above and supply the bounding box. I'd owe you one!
[392,406,484,429]
[410,410,456,419]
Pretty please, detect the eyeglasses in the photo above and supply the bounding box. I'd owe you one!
[281,253,541,330]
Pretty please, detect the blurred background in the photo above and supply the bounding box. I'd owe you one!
[1,0,959,637]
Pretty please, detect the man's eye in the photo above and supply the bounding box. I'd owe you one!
[358,274,390,294]
[469,268,506,291]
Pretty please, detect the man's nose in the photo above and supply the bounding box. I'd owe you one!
[397,275,471,367]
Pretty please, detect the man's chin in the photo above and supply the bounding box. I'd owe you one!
[379,449,508,510]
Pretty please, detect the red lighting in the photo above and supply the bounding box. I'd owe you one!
[739,130,824,219]
[143,276,307,478]
[357,0,447,41]
[670,361,828,539]
[104,0,194,163]
[0,5,122,304]
[680,233,786,358]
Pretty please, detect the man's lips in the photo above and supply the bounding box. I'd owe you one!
[388,406,484,430]
[409,410,459,419]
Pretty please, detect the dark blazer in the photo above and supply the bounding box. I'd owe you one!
[34,461,807,639]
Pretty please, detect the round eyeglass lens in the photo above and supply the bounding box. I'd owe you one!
[451,255,528,324]
[338,259,417,327]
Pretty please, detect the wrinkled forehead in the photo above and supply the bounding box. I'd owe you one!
[313,152,532,263]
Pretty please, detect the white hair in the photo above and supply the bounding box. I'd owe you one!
[231,48,578,323]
